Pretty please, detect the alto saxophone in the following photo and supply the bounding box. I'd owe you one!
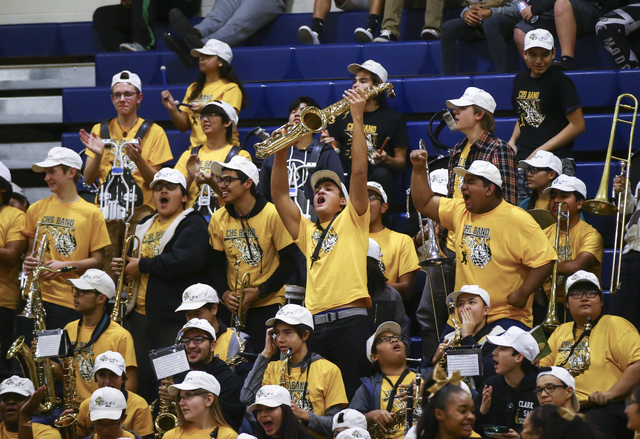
[54,356,79,439]
[279,348,292,389]
[254,82,396,159]
[111,222,141,325]
[225,329,247,368]
[154,376,179,438]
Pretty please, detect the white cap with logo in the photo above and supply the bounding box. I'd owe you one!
[367,181,388,203]
[66,269,116,299]
[93,351,126,377]
[367,238,382,261]
[210,155,259,185]
[33,147,83,173]
[265,304,314,329]
[89,387,127,421]
[169,371,221,397]
[446,87,497,114]
[447,285,491,307]
[191,39,233,64]
[366,321,401,363]
[0,161,11,184]
[201,100,239,128]
[336,427,371,439]
[538,366,580,412]
[248,385,291,412]
[453,160,502,188]
[518,150,562,176]
[332,409,368,431]
[347,60,388,83]
[486,326,539,361]
[543,174,587,199]
[178,318,217,341]
[111,70,142,92]
[524,29,555,52]
[175,283,220,312]
[430,169,449,196]
[0,376,35,397]
[565,270,601,293]
[150,168,187,191]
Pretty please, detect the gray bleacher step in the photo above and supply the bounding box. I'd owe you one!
[0,96,62,124]
[0,141,60,170]
[0,63,95,90]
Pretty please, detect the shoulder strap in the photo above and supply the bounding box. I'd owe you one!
[209,427,219,439]
[192,145,203,156]
[225,145,241,163]
[100,119,112,139]
[310,213,339,269]
[307,142,324,167]
[133,119,154,140]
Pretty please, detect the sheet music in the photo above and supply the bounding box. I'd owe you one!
[149,345,189,380]
[36,330,63,358]
[447,350,481,376]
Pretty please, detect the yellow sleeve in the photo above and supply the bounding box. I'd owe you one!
[321,361,348,408]
[294,217,313,253]
[129,396,155,436]
[118,329,138,368]
[174,149,192,179]
[144,124,174,167]
[238,150,252,162]
[397,233,420,276]
[7,210,25,243]
[89,207,111,252]
[208,211,224,250]
[217,426,238,439]
[22,200,42,238]
[269,205,294,252]
[262,360,278,386]
[33,423,62,439]
[579,225,604,262]
[519,220,557,269]
[609,317,640,370]
[219,84,242,112]
[76,399,92,437]
[438,198,457,232]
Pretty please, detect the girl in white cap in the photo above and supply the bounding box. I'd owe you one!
[166,371,236,439]
[248,385,313,439]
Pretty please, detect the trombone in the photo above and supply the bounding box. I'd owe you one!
[582,93,638,294]
[111,222,141,325]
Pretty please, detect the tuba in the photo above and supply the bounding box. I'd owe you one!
[54,356,79,439]
[111,222,141,325]
[254,82,396,159]
[154,376,179,438]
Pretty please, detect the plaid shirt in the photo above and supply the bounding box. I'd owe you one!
[446,130,518,205]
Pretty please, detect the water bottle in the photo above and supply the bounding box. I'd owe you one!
[516,0,539,23]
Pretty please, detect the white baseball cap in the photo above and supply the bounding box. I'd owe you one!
[265,304,314,329]
[565,270,601,293]
[111,70,142,92]
[310,170,349,203]
[332,409,368,431]
[210,155,259,185]
[366,321,402,363]
[178,318,217,341]
[175,283,219,312]
[518,150,562,176]
[201,100,239,129]
[453,160,502,188]
[89,387,127,421]
[191,39,233,64]
[543,175,587,199]
[447,285,491,307]
[0,161,11,184]
[66,269,116,299]
[336,427,371,439]
[33,147,83,173]
[93,351,126,377]
[11,183,24,196]
[367,181,388,203]
[486,326,539,362]
[446,87,497,114]
[150,168,187,191]
[248,385,291,412]
[524,29,555,52]
[347,60,388,83]
[0,376,35,397]
[430,169,449,196]
[538,366,580,412]
[367,238,382,261]
[169,371,221,397]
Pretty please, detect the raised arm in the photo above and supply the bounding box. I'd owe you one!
[346,88,369,216]
[271,147,302,240]
[410,149,441,222]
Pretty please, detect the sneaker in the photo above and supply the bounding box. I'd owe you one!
[553,56,576,70]
[119,42,146,52]
[298,25,320,45]
[163,33,197,67]
[373,30,398,43]
[354,27,374,43]
[421,28,441,40]
[169,8,203,49]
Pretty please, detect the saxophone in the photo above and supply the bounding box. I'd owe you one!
[564,317,592,377]
[279,348,292,389]
[254,82,396,159]
[369,407,406,439]
[54,356,79,439]
[433,299,462,370]
[225,329,247,368]
[154,377,179,438]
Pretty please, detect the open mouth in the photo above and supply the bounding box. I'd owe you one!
[261,421,274,432]
[159,195,169,206]
[316,195,326,206]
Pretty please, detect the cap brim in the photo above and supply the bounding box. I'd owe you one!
[94,363,124,377]
[175,300,209,312]
[374,322,401,340]
[90,409,123,422]
[0,388,32,397]
[32,159,60,173]
[66,278,96,291]
[543,184,584,198]
[446,291,462,305]
[168,382,200,396]
[248,399,285,412]
[446,98,473,109]
[347,63,363,76]
[265,315,305,327]
[486,334,511,347]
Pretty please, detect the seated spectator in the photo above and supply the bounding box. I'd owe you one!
[332,409,368,438]
[375,0,465,41]
[476,326,540,436]
[540,270,640,439]
[625,383,640,436]
[536,366,580,413]
[596,4,640,69]
[518,150,562,210]
[327,60,408,203]
[248,385,315,439]
[521,404,604,439]
[87,387,131,439]
[93,0,201,52]
[440,0,521,73]
[509,29,584,203]
[164,0,285,50]
[297,0,384,44]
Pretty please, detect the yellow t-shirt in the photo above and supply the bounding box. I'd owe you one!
[296,202,371,314]
[540,315,640,403]
[377,372,417,439]
[135,211,182,314]
[0,422,61,439]
[542,219,604,298]
[22,195,111,309]
[77,390,154,437]
[535,197,550,210]
[0,206,25,310]
[182,80,242,148]
[370,228,420,284]
[88,431,135,439]
[162,424,236,439]
[446,141,470,251]
[209,202,292,308]
[438,198,557,327]
[64,319,137,402]
[213,327,244,363]
[88,119,173,210]
[263,358,348,417]
[174,144,252,209]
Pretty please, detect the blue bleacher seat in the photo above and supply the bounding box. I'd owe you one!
[95,52,163,87]
[293,45,362,80]
[403,77,471,113]
[568,70,620,108]
[471,74,516,111]
[361,42,437,76]
[234,46,298,81]
[0,24,60,57]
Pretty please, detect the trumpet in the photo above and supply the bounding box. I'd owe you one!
[542,201,571,333]
[20,222,48,317]
[154,377,179,438]
[230,258,250,330]
[112,222,141,325]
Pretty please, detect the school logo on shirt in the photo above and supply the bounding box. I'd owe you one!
[40,219,77,256]
[461,224,492,269]
[517,91,545,128]
[557,340,590,374]
[285,381,313,412]
[312,227,338,254]
[344,123,379,161]
[76,348,96,383]
[143,230,165,256]
[224,227,264,266]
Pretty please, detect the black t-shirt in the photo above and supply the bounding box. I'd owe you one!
[512,65,582,160]
[328,103,409,174]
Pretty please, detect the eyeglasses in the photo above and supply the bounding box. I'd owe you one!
[153,182,180,192]
[376,335,402,345]
[368,194,381,201]
[180,335,212,345]
[72,287,99,297]
[216,176,242,186]
[626,399,640,408]
[535,384,568,395]
[179,391,208,401]
[110,92,138,100]
[567,290,600,300]
[526,167,551,175]
[199,113,222,120]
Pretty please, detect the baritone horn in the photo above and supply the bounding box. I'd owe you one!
[112,222,141,325]
[254,82,396,159]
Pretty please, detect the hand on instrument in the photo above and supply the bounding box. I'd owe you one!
[20,385,46,419]
[366,410,394,431]
[158,379,174,401]
[123,257,141,282]
[410,149,429,169]
[480,385,493,415]
[190,102,205,113]
[124,139,143,165]
[372,149,388,164]
[80,129,105,157]
[320,129,335,145]
[240,287,260,311]
[589,391,614,405]
[520,4,534,21]
[291,400,310,422]
[262,327,278,358]
[222,290,239,313]
[30,340,37,355]
[23,255,38,275]
[459,307,476,338]
[345,88,366,120]
[431,341,448,364]
[40,260,68,280]
[613,174,627,194]
[111,257,123,276]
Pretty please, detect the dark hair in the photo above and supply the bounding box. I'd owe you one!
[274,320,314,339]
[511,349,533,373]
[0,177,12,206]
[416,383,469,439]
[254,404,312,439]
[288,96,320,114]
[525,168,558,210]
[573,191,585,203]
[367,256,387,298]
[10,193,29,210]
[526,405,603,439]
[225,169,257,197]
[471,105,496,133]
[201,106,234,143]
[60,165,81,184]
[188,60,249,109]
[479,176,503,199]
